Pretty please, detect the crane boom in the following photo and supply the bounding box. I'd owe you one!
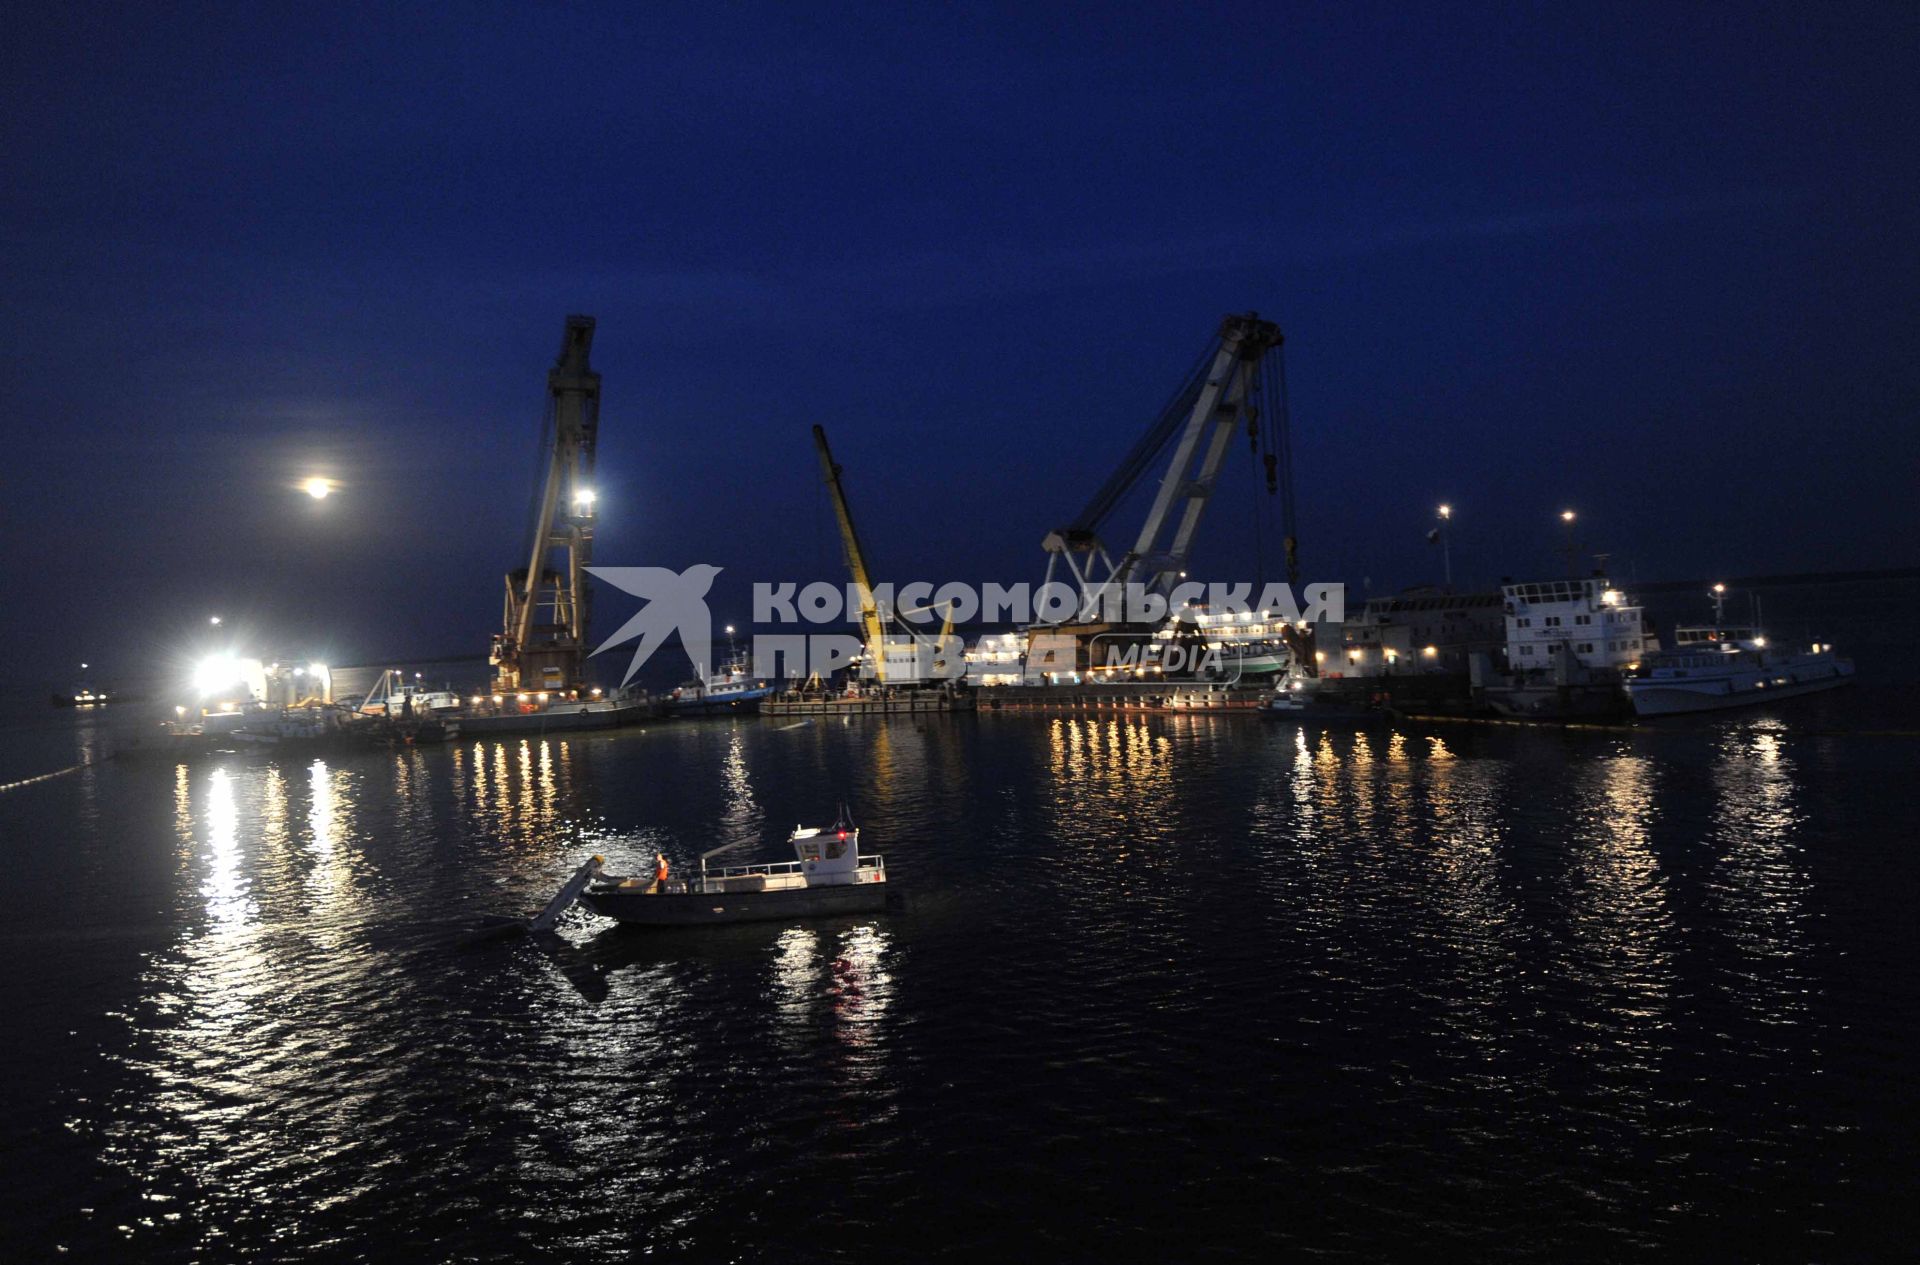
[811,424,888,683]
[491,316,601,692]
[1040,312,1286,622]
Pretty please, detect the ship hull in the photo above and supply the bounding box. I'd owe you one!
[666,687,774,715]
[580,882,888,926]
[458,698,654,734]
[1483,684,1631,721]
[1627,660,1855,716]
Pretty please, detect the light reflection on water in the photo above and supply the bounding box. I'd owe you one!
[22,714,1891,1260]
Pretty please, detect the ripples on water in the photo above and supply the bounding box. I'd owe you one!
[2,709,1915,1260]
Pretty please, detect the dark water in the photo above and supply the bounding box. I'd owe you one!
[4,635,1919,1260]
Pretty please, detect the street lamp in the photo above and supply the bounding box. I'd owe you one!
[1560,510,1578,576]
[209,615,222,626]
[1435,504,1453,589]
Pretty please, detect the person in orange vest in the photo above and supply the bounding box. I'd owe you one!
[653,852,670,894]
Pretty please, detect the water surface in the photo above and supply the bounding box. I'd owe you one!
[2,676,1916,1260]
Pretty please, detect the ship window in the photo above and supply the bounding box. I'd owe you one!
[1575,614,1590,625]
[1519,645,1534,656]
[1544,616,1561,627]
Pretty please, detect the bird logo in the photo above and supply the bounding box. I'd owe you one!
[588,564,724,686]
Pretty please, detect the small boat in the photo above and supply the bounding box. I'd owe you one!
[228,708,353,753]
[581,810,888,927]
[1259,674,1396,725]
[51,671,116,707]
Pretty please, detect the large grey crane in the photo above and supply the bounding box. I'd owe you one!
[1040,312,1293,624]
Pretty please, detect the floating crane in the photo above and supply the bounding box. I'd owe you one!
[1040,312,1295,623]
[490,316,601,693]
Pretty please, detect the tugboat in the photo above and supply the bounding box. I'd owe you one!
[1624,584,1855,717]
[666,651,775,715]
[580,809,888,926]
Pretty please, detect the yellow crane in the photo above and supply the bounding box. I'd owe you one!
[811,425,888,683]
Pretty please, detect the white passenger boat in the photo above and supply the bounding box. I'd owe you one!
[1624,587,1854,716]
[580,811,888,926]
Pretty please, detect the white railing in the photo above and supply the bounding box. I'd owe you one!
[698,855,886,881]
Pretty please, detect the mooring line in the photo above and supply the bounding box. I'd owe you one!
[0,759,93,794]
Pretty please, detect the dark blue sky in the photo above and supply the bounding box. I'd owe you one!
[5,3,1917,678]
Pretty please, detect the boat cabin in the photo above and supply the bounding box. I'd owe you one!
[1670,625,1762,649]
[690,821,885,895]
[1501,577,1652,673]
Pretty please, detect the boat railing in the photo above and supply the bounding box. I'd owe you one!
[700,855,886,880]
[705,859,806,879]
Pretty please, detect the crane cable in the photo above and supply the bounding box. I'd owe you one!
[1266,348,1301,585]
[1063,334,1218,535]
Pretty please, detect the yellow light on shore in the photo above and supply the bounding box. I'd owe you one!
[303,477,333,499]
[1560,509,1576,523]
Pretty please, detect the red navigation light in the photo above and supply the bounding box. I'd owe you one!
[837,830,847,840]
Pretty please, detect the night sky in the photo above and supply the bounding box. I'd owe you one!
[5,4,1917,682]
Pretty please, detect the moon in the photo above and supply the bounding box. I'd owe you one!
[303,477,333,499]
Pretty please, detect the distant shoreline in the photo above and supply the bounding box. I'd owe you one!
[1630,565,1920,593]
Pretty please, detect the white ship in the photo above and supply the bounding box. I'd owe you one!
[1476,577,1655,719]
[1624,586,1854,716]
